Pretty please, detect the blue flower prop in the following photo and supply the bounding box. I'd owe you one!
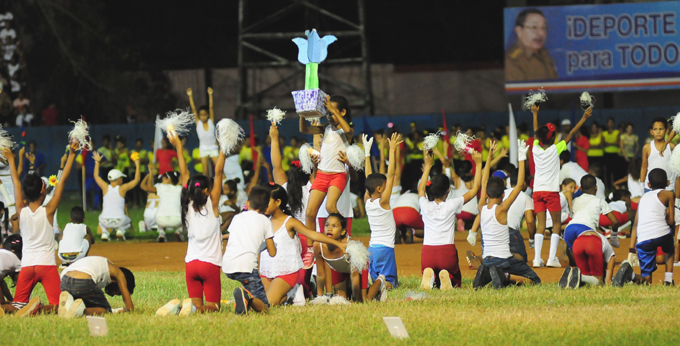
[292,29,337,65]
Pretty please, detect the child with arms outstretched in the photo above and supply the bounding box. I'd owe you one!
[187,87,219,174]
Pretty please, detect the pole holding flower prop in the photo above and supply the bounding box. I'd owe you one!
[291,29,337,118]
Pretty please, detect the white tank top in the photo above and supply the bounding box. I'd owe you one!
[20,206,57,266]
[155,184,182,217]
[101,185,126,218]
[185,197,222,266]
[455,181,478,215]
[259,216,303,278]
[636,190,671,242]
[321,237,352,273]
[393,192,420,211]
[61,256,111,289]
[480,205,512,259]
[646,143,675,191]
[627,174,643,198]
[59,223,87,253]
[318,125,349,173]
[366,198,396,248]
[197,119,218,151]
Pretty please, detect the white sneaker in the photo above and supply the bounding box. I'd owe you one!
[420,268,435,290]
[439,270,453,291]
[116,230,126,241]
[329,295,350,305]
[532,258,545,268]
[179,298,195,316]
[111,308,125,314]
[138,221,146,233]
[309,296,330,305]
[101,231,110,241]
[674,262,680,267]
[292,285,306,306]
[609,236,620,248]
[58,291,74,317]
[378,275,388,302]
[156,299,181,316]
[528,239,535,249]
[546,258,562,268]
[64,299,85,319]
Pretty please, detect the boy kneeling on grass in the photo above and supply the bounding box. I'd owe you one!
[58,256,135,318]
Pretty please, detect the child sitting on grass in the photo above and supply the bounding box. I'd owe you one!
[0,141,77,316]
[314,213,385,303]
[222,186,277,315]
[58,256,135,318]
[0,234,21,307]
[58,206,94,267]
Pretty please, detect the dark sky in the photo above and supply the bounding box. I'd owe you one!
[103,1,506,70]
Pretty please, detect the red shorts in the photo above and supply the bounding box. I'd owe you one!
[631,201,638,211]
[262,271,299,288]
[457,211,477,223]
[572,235,605,276]
[330,266,369,289]
[421,244,461,287]
[599,211,628,227]
[533,191,561,213]
[186,260,221,303]
[393,207,424,229]
[14,265,61,305]
[311,171,347,194]
[657,247,666,257]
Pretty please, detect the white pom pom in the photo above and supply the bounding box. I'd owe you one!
[346,144,364,171]
[346,240,369,272]
[68,118,93,151]
[266,107,286,125]
[306,117,321,124]
[215,118,245,154]
[156,109,195,136]
[422,131,441,151]
[524,88,548,110]
[0,125,15,151]
[579,91,595,110]
[672,112,680,134]
[670,147,680,176]
[453,131,475,153]
[298,143,315,175]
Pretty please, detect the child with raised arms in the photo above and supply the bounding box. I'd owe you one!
[531,104,591,268]
[0,141,77,316]
[187,87,219,173]
[139,168,160,234]
[419,145,485,290]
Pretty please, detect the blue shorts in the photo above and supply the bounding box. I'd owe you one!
[226,269,270,307]
[564,223,592,250]
[368,245,398,287]
[636,233,674,278]
[572,188,583,198]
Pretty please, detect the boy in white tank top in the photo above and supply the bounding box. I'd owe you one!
[615,168,676,286]
[92,151,141,241]
[363,133,401,289]
[0,141,77,316]
[58,206,94,267]
[473,140,540,289]
[641,117,675,192]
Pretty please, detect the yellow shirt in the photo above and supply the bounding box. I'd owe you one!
[239,147,254,164]
[603,130,620,154]
[588,134,604,157]
[192,148,203,174]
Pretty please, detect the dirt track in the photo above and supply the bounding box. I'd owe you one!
[85,232,636,284]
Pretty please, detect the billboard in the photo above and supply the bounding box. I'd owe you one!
[504,2,680,93]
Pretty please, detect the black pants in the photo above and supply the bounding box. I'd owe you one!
[509,228,528,263]
[60,276,112,311]
[482,256,541,284]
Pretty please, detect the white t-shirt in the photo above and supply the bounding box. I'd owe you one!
[393,192,420,211]
[608,200,627,214]
[560,162,588,186]
[185,197,223,266]
[419,196,464,246]
[628,174,644,198]
[595,177,606,200]
[480,205,512,259]
[222,210,274,274]
[155,184,182,217]
[569,194,611,231]
[318,126,348,173]
[366,198,396,248]
[636,190,672,243]
[504,188,533,230]
[58,223,87,253]
[532,140,567,192]
[0,248,20,278]
[61,256,112,289]
[282,181,311,224]
[15,113,33,127]
[317,165,353,219]
[20,206,56,267]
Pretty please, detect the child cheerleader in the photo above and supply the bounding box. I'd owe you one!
[143,169,183,242]
[0,140,78,316]
[187,87,219,174]
[139,168,160,233]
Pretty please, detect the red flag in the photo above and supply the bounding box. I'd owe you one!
[249,114,257,170]
[441,109,451,158]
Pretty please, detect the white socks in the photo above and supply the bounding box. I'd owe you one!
[665,272,673,283]
[581,275,600,286]
[548,233,560,260]
[533,234,544,261]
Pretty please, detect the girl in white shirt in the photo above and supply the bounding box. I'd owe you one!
[187,87,219,175]
[1,141,77,315]
[418,147,484,291]
[143,170,183,242]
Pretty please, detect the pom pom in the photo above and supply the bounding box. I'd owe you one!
[345,240,369,272]
[266,107,286,125]
[0,125,16,151]
[298,143,315,175]
[156,109,195,136]
[523,88,548,110]
[345,144,365,171]
[580,91,596,110]
[68,118,93,151]
[422,131,441,151]
[306,117,321,124]
[670,146,680,176]
[453,131,476,154]
[215,118,245,154]
[672,112,680,134]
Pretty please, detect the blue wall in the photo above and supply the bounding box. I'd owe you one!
[14,105,679,191]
